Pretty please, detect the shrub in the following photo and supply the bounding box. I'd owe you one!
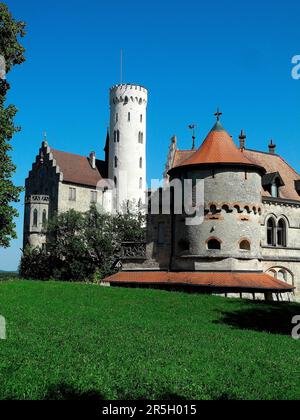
[20,206,145,282]
[19,246,52,280]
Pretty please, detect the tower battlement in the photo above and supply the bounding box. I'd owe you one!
[110,84,148,105]
[110,84,148,93]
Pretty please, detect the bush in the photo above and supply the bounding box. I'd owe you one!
[19,246,52,280]
[20,206,145,282]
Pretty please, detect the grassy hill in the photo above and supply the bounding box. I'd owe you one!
[0,280,300,400]
[0,271,18,280]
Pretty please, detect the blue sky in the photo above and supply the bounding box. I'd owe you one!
[0,0,299,270]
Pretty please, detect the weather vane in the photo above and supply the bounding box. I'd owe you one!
[188,124,197,150]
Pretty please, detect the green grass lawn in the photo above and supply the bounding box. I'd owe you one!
[0,280,300,400]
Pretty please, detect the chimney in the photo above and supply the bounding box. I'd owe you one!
[268,140,276,154]
[239,130,246,151]
[89,151,96,169]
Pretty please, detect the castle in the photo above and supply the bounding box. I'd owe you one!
[24,83,300,301]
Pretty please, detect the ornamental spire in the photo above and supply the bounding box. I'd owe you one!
[214,108,222,121]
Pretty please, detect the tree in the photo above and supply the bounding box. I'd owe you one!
[20,207,146,281]
[0,3,26,248]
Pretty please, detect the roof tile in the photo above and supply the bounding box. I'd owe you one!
[172,122,262,170]
[105,271,294,292]
[51,149,108,188]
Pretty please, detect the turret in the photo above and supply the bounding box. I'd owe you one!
[168,113,266,272]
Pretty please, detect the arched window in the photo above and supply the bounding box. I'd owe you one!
[240,240,251,251]
[140,114,143,123]
[114,130,117,143]
[117,130,120,143]
[268,269,278,279]
[139,177,143,190]
[138,132,144,144]
[42,210,47,226]
[124,96,129,104]
[139,157,143,169]
[267,218,276,246]
[33,209,38,227]
[277,269,287,282]
[116,113,118,123]
[277,219,287,247]
[114,176,117,188]
[207,238,221,250]
[114,156,118,168]
[128,112,131,122]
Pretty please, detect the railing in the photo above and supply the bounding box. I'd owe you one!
[121,242,147,260]
[25,195,50,204]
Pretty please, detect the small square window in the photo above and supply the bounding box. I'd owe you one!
[91,191,97,203]
[69,187,76,201]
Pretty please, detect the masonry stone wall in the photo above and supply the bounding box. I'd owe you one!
[24,144,60,248]
[171,167,263,271]
[58,182,104,214]
[260,200,300,299]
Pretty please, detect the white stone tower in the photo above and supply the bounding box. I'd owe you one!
[109,84,148,211]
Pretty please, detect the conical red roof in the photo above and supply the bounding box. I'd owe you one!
[173,121,264,171]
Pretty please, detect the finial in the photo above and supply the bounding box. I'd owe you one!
[268,139,276,154]
[239,129,246,150]
[214,108,222,121]
[188,124,197,150]
[43,131,47,141]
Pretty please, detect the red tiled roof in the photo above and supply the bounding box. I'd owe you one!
[172,122,263,172]
[173,150,196,168]
[51,149,108,187]
[243,149,300,201]
[104,271,294,292]
[170,142,300,202]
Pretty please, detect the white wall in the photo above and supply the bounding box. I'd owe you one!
[109,84,148,211]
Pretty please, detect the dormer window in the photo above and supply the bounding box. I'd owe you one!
[271,183,279,198]
[262,172,284,198]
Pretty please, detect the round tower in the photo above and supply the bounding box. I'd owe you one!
[109,84,148,211]
[168,118,266,273]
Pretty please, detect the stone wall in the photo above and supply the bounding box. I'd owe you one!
[24,144,60,248]
[58,182,104,214]
[171,167,263,271]
[261,199,300,299]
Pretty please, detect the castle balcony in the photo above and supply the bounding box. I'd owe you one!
[25,195,50,205]
[121,242,147,260]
